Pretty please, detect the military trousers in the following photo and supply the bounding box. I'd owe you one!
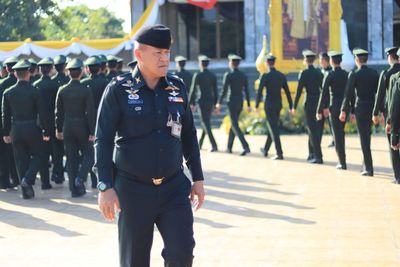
[264,107,283,156]
[114,170,195,267]
[329,102,346,165]
[198,104,217,150]
[383,113,400,181]
[355,104,373,174]
[304,98,323,160]
[227,103,249,150]
[0,139,18,187]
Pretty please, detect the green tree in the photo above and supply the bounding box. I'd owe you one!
[40,5,125,40]
[0,0,58,41]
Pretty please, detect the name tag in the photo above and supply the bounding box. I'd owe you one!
[171,121,182,139]
[168,96,184,103]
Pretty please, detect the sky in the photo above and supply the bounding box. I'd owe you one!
[57,0,132,33]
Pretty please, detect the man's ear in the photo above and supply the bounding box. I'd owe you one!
[134,49,142,62]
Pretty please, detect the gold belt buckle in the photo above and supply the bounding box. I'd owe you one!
[152,177,164,186]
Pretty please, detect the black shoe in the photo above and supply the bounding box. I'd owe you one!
[272,155,284,160]
[209,147,218,152]
[391,178,400,184]
[225,148,232,154]
[51,174,64,184]
[41,183,53,190]
[240,148,250,156]
[361,171,373,177]
[71,190,86,198]
[307,154,315,162]
[21,178,35,199]
[310,158,323,164]
[260,148,268,157]
[328,141,335,148]
[336,164,347,170]
[74,177,86,196]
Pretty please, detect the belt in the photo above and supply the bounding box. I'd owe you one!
[117,168,182,186]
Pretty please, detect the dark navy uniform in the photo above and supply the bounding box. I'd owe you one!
[373,47,400,182]
[389,73,400,177]
[294,51,324,163]
[341,49,379,176]
[95,65,203,267]
[317,51,348,169]
[256,62,293,159]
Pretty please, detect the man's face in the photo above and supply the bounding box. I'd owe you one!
[136,44,170,77]
[319,57,329,69]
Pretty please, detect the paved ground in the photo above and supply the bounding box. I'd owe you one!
[1,130,400,267]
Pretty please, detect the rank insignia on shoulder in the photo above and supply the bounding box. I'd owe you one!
[168,96,184,103]
[135,77,141,84]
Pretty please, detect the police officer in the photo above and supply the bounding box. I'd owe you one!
[317,51,348,169]
[189,55,218,152]
[216,54,251,156]
[116,57,124,75]
[55,58,96,197]
[0,56,19,189]
[293,50,324,164]
[174,55,193,88]
[2,59,50,198]
[319,52,335,148]
[340,48,379,176]
[95,24,205,267]
[106,55,119,81]
[34,57,65,185]
[256,54,293,160]
[372,47,400,183]
[52,55,70,87]
[81,56,109,188]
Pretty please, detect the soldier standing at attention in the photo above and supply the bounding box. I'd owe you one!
[0,57,20,189]
[256,54,293,160]
[317,51,348,170]
[216,54,251,156]
[2,59,50,199]
[189,55,218,152]
[95,24,204,267]
[106,55,119,81]
[372,47,400,183]
[340,48,379,176]
[293,50,324,164]
[174,55,193,89]
[52,55,70,87]
[34,57,65,185]
[29,59,40,84]
[81,56,109,188]
[55,58,96,197]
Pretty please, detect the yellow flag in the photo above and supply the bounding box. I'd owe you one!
[255,35,268,74]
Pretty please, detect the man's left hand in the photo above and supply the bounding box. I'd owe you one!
[190,181,205,211]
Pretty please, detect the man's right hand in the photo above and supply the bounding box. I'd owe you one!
[190,105,197,113]
[372,115,379,125]
[98,188,121,221]
[386,123,392,134]
[56,132,64,140]
[3,136,12,144]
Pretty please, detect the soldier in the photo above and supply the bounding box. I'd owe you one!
[116,57,124,75]
[106,55,119,81]
[95,24,204,267]
[81,56,109,188]
[317,51,348,169]
[52,55,70,87]
[2,59,50,198]
[372,47,400,183]
[216,54,251,156]
[189,55,218,152]
[29,59,40,84]
[174,55,193,88]
[340,48,379,176]
[256,54,293,160]
[0,56,20,189]
[293,50,324,164]
[34,57,65,185]
[319,52,335,148]
[55,58,96,197]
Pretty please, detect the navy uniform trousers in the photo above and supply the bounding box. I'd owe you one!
[114,170,195,267]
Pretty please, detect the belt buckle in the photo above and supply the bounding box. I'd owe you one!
[152,177,164,186]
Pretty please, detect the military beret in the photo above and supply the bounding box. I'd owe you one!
[352,48,369,56]
[106,55,118,62]
[198,55,210,62]
[385,47,399,55]
[117,57,124,63]
[66,58,83,69]
[135,24,172,49]
[54,55,67,65]
[38,57,54,65]
[127,60,137,69]
[174,55,187,62]
[228,54,242,61]
[12,59,31,70]
[28,58,38,65]
[84,56,100,66]
[302,50,317,58]
[4,56,19,65]
[265,53,276,61]
[327,50,343,57]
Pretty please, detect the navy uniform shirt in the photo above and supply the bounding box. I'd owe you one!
[94,66,204,184]
[294,65,324,109]
[317,66,348,113]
